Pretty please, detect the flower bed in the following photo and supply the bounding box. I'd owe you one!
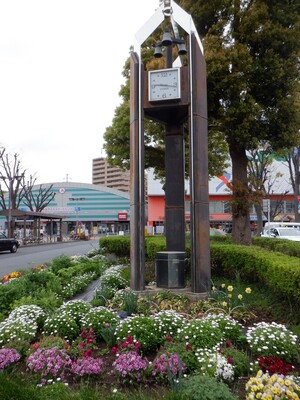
[0,255,300,399]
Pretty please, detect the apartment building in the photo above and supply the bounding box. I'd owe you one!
[92,157,130,192]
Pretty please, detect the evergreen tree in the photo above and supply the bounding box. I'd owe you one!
[180,0,300,244]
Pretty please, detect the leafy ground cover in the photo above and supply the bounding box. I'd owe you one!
[0,250,300,400]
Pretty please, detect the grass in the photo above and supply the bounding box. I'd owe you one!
[0,372,181,400]
[211,275,300,327]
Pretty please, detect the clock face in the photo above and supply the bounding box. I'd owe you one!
[149,68,180,102]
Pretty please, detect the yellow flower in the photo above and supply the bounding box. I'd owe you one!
[257,384,264,390]
[271,386,280,395]
[227,285,233,292]
[277,377,284,386]
[222,301,227,307]
[238,294,243,300]
[212,286,216,292]
[228,294,232,299]
[221,283,226,288]
[245,287,252,294]
[255,393,262,399]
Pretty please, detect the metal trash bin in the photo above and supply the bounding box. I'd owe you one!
[156,251,185,289]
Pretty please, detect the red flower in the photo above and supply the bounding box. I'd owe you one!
[165,336,173,342]
[227,357,234,364]
[83,349,92,357]
[258,356,293,376]
[126,335,133,344]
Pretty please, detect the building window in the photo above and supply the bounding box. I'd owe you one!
[284,201,294,213]
[223,201,231,214]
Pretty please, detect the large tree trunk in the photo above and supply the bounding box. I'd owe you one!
[229,142,252,245]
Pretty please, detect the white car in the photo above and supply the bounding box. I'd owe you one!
[261,227,300,242]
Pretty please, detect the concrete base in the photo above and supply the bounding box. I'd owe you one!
[134,284,208,302]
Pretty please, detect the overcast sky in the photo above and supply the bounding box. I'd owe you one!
[0,0,159,185]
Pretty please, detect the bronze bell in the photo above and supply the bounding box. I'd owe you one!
[161,28,172,46]
[154,45,163,58]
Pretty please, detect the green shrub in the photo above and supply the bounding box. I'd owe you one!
[57,300,92,325]
[162,341,199,373]
[99,236,130,257]
[252,236,300,258]
[145,236,166,260]
[22,270,62,295]
[179,374,238,400]
[115,315,161,353]
[43,313,81,341]
[27,336,71,359]
[0,318,38,347]
[60,272,97,299]
[178,319,223,350]
[203,314,244,344]
[211,243,300,302]
[43,300,92,341]
[152,310,186,342]
[50,255,74,274]
[98,265,128,291]
[0,280,25,317]
[8,304,46,330]
[222,347,250,377]
[12,288,63,313]
[80,306,119,341]
[246,321,299,363]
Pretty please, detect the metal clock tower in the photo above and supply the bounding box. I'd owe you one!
[130,0,210,295]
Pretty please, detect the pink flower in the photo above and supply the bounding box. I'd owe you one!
[0,348,21,370]
[113,351,147,384]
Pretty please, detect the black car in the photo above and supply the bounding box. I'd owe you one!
[0,232,20,253]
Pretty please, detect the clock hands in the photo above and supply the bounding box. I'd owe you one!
[152,83,177,88]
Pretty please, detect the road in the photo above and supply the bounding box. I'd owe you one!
[0,238,101,277]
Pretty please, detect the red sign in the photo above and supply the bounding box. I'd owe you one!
[118,212,128,221]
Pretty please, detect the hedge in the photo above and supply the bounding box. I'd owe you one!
[211,243,300,302]
[252,237,300,258]
[99,235,167,259]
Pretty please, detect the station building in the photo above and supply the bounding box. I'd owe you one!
[0,182,130,237]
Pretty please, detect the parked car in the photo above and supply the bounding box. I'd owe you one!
[0,232,20,253]
[261,227,300,242]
